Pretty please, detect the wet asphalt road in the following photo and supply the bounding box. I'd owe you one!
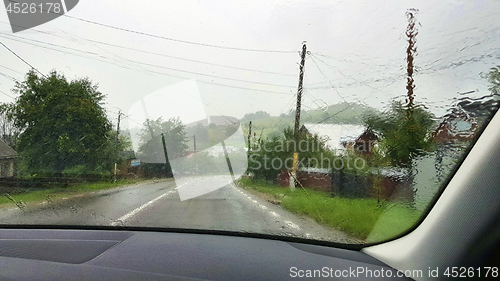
[0,179,359,243]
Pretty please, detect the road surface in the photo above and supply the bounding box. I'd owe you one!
[0,179,360,244]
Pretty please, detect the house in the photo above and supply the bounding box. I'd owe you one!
[299,124,377,153]
[0,139,18,178]
[433,107,478,144]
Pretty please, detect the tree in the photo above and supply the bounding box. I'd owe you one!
[241,110,271,121]
[0,103,20,148]
[483,66,500,96]
[460,66,500,123]
[364,101,435,168]
[364,9,436,169]
[248,127,333,181]
[10,70,113,177]
[137,117,188,177]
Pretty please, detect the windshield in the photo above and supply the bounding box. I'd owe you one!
[0,0,499,245]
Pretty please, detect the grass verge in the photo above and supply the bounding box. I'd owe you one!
[0,179,150,207]
[239,178,423,242]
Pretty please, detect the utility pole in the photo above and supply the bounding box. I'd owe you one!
[247,121,252,155]
[161,133,170,169]
[193,134,198,171]
[116,110,121,143]
[291,42,307,190]
[193,134,196,153]
[405,9,418,117]
[114,110,122,182]
[294,42,307,138]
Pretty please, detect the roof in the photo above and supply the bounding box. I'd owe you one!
[433,107,477,143]
[299,167,331,174]
[0,139,18,160]
[301,124,366,150]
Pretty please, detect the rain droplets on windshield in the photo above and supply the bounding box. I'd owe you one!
[0,0,499,244]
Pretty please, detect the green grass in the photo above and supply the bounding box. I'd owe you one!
[239,178,423,242]
[0,179,148,207]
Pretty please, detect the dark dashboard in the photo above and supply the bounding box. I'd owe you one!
[0,228,410,280]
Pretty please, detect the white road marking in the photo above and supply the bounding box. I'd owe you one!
[111,189,176,226]
[233,183,302,231]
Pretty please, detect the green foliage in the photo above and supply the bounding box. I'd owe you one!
[10,70,114,177]
[239,178,422,241]
[248,126,334,180]
[0,179,148,206]
[242,102,377,141]
[461,66,500,123]
[364,101,435,168]
[0,103,20,148]
[138,117,188,177]
[483,66,500,96]
[241,110,271,121]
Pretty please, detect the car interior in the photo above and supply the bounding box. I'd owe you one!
[0,1,499,280]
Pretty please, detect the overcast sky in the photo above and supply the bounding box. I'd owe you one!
[0,0,499,131]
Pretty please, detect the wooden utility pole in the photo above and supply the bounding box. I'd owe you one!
[291,42,307,190]
[193,134,197,171]
[161,133,169,167]
[116,110,121,143]
[405,9,418,117]
[294,42,307,138]
[193,134,196,153]
[247,121,252,155]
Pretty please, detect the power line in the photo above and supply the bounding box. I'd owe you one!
[309,55,348,103]
[2,0,292,54]
[0,89,14,99]
[0,65,24,75]
[309,104,355,127]
[0,71,19,82]
[0,20,297,77]
[311,54,371,106]
[0,34,296,95]
[82,39,297,77]
[0,41,46,77]
[262,93,297,130]
[127,59,295,88]
[62,14,296,54]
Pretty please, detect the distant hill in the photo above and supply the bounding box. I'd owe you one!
[241,102,378,140]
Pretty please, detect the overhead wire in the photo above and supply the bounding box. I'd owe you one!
[0,21,297,78]
[309,54,348,103]
[0,89,14,99]
[3,0,295,54]
[0,41,46,77]
[62,15,296,54]
[0,71,19,82]
[0,34,296,96]
[81,39,297,77]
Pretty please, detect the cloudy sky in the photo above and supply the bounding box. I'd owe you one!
[0,0,499,132]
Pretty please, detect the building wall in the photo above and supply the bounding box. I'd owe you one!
[0,158,15,178]
[278,169,413,202]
